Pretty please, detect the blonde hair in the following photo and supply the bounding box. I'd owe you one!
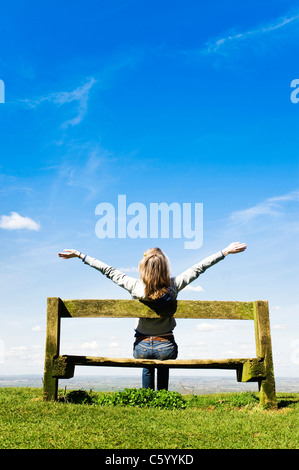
[139,247,171,300]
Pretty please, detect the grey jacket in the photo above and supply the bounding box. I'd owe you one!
[84,251,225,335]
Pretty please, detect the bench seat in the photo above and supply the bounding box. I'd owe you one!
[52,354,266,383]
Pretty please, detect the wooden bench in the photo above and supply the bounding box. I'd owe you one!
[43,298,277,408]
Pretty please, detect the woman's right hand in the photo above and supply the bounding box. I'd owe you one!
[58,249,81,259]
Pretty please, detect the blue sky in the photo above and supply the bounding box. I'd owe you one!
[0,0,298,381]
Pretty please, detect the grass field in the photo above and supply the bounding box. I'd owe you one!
[0,387,298,449]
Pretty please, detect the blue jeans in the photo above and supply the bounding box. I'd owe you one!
[133,337,178,390]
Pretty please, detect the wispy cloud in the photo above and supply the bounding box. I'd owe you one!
[0,211,40,231]
[81,341,99,350]
[21,77,97,128]
[0,174,34,196]
[196,323,226,332]
[50,144,114,200]
[202,11,299,54]
[118,266,139,273]
[32,325,42,332]
[229,190,299,225]
[5,345,42,362]
[273,324,291,330]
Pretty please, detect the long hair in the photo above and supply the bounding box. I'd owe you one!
[139,247,171,300]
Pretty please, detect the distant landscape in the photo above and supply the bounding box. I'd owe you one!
[1,375,298,394]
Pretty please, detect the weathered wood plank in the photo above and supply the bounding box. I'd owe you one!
[60,299,254,320]
[53,354,255,370]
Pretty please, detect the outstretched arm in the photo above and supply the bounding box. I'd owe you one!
[174,242,247,292]
[57,249,139,294]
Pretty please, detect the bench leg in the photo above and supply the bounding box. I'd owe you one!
[254,301,277,409]
[43,366,58,402]
[43,298,61,401]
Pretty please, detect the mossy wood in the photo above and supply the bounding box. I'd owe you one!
[60,299,254,319]
[43,297,277,408]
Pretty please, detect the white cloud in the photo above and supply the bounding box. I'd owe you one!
[9,346,27,353]
[81,340,99,349]
[109,342,119,348]
[5,345,42,361]
[184,285,204,292]
[21,77,97,128]
[273,324,290,330]
[223,349,241,357]
[0,212,40,231]
[0,341,4,364]
[203,12,299,54]
[196,322,226,332]
[118,266,139,273]
[32,325,42,332]
[52,145,114,200]
[229,190,299,225]
[58,78,97,128]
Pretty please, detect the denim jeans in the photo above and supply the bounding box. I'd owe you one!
[133,337,178,390]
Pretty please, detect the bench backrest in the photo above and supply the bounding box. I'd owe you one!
[58,298,255,319]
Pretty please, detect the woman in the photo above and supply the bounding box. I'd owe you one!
[58,241,246,390]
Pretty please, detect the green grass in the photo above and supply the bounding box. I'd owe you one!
[0,387,298,449]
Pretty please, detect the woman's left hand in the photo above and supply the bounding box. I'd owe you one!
[222,242,247,256]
